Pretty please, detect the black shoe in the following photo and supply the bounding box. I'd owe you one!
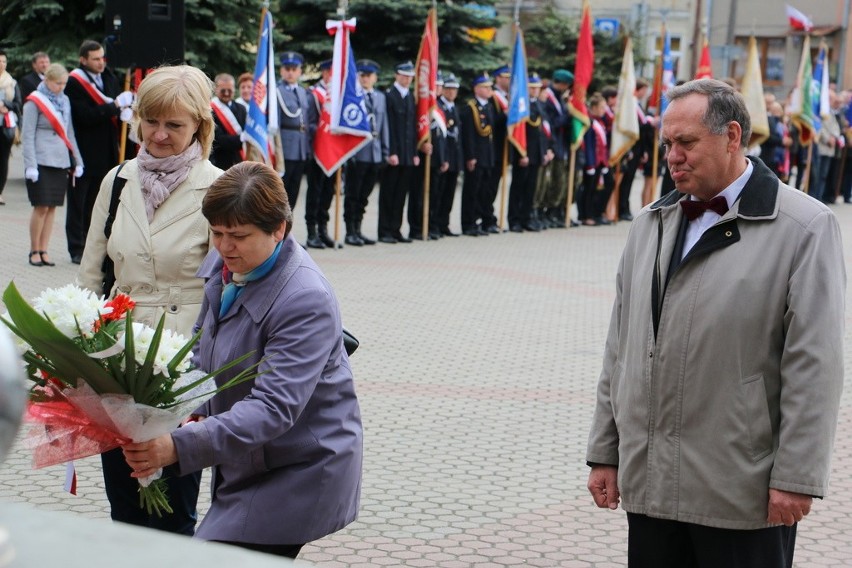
[522,224,540,232]
[396,234,413,243]
[345,233,364,246]
[306,235,326,249]
[428,231,442,240]
[570,220,580,228]
[485,225,501,234]
[70,254,82,264]
[358,233,376,245]
[509,224,523,233]
[476,226,489,236]
[619,213,634,221]
[39,251,56,266]
[379,235,397,244]
[441,227,460,237]
[29,251,43,267]
[463,228,479,237]
[318,232,335,248]
[595,217,612,226]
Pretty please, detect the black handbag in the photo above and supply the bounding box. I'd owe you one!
[342,327,359,356]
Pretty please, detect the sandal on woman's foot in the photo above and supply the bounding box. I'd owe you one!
[28,251,43,266]
[39,251,56,266]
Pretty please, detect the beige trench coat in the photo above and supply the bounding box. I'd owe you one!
[586,157,845,529]
[77,159,223,337]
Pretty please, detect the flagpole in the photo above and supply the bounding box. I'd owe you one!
[245,3,269,164]
[505,2,520,231]
[332,0,350,249]
[118,67,132,163]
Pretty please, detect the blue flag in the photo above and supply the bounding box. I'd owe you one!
[507,28,530,155]
[659,30,674,119]
[245,11,279,165]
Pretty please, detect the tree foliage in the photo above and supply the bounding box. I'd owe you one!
[524,6,646,94]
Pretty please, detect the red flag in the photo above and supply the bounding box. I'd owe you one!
[569,0,593,150]
[695,40,712,79]
[786,4,813,32]
[415,8,438,150]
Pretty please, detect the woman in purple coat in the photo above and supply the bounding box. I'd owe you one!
[123,161,363,558]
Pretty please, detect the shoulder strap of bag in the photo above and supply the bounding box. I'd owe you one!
[104,161,128,238]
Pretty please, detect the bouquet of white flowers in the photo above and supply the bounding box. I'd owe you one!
[2,282,262,516]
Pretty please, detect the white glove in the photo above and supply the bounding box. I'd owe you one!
[601,167,610,175]
[115,91,135,108]
[585,168,595,175]
[74,165,84,178]
[25,167,39,182]
[239,131,251,143]
[119,107,134,123]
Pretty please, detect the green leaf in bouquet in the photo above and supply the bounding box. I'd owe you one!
[123,310,138,397]
[2,282,125,395]
[133,314,168,405]
[162,352,267,408]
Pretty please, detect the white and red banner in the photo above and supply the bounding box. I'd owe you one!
[786,4,813,32]
[314,18,372,176]
[211,98,246,160]
[414,8,438,150]
[26,92,75,152]
[69,69,114,104]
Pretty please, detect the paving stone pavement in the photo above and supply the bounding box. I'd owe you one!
[1,146,851,567]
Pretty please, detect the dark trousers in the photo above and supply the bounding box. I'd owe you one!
[618,148,642,216]
[304,162,335,227]
[282,159,307,208]
[435,170,459,230]
[344,160,380,225]
[461,165,490,231]
[66,169,107,258]
[100,447,201,536]
[480,165,503,229]
[378,164,413,238]
[0,134,12,195]
[508,164,539,227]
[409,163,440,235]
[626,513,796,568]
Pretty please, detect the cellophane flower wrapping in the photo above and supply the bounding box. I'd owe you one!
[2,282,261,516]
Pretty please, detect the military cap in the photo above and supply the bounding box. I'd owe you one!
[395,61,415,77]
[528,72,543,87]
[280,52,304,67]
[357,59,380,74]
[552,69,574,85]
[492,64,511,78]
[436,70,444,87]
[472,72,493,87]
[443,73,460,89]
[318,59,333,71]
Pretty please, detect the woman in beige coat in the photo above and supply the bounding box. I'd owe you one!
[76,65,222,537]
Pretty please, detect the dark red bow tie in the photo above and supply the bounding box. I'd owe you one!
[680,196,729,221]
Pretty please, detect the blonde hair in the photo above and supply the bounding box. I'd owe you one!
[44,63,68,82]
[133,65,215,158]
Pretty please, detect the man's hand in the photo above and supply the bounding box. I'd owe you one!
[767,488,812,526]
[387,154,399,166]
[466,158,476,172]
[588,465,620,510]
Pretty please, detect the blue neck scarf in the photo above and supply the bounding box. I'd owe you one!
[219,240,283,318]
[36,82,67,118]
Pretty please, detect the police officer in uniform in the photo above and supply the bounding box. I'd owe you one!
[378,61,419,244]
[435,73,463,237]
[459,72,496,236]
[305,59,336,249]
[277,51,312,210]
[344,59,388,246]
[482,65,510,232]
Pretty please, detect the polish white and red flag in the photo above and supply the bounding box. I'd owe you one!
[786,4,813,32]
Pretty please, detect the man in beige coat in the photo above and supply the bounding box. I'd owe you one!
[586,79,845,567]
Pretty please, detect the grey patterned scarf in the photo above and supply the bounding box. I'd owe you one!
[136,140,202,222]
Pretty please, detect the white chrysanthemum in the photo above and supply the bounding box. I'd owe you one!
[122,323,191,376]
[32,284,112,338]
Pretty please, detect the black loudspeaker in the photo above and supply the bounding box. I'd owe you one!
[104,0,185,69]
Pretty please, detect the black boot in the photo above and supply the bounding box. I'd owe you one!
[345,222,364,246]
[306,225,326,249]
[355,221,375,245]
[318,224,336,248]
[534,208,547,230]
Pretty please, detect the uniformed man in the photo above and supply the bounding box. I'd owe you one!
[305,58,336,249]
[378,61,419,244]
[344,59,388,246]
[412,71,442,240]
[459,72,496,236]
[536,68,573,229]
[435,72,463,237]
[508,72,552,232]
[482,64,510,233]
[277,52,312,210]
